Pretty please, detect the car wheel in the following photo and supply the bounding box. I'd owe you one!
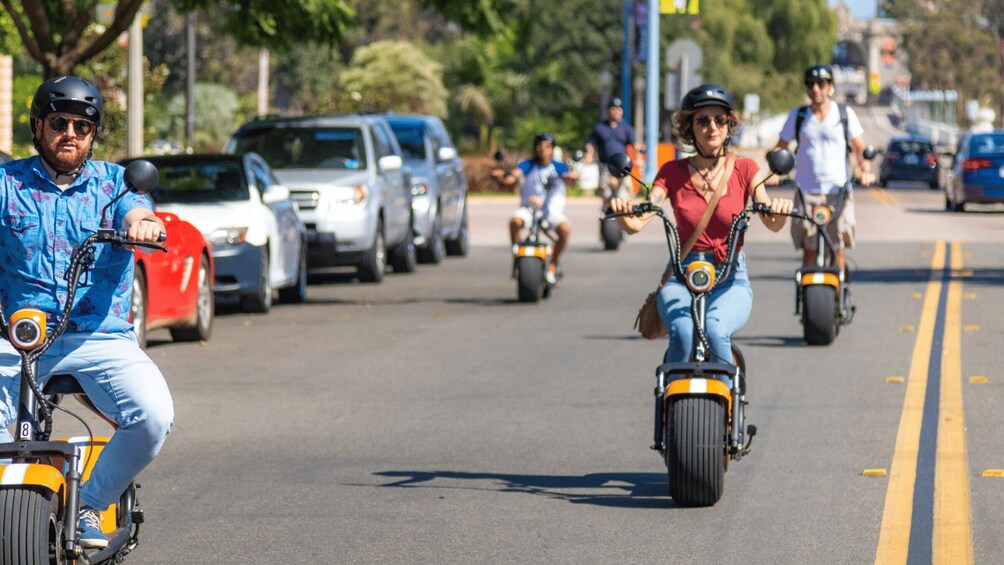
[358,219,386,283]
[278,241,308,303]
[445,203,469,257]
[390,220,417,274]
[240,246,272,313]
[418,208,444,265]
[131,267,148,348]
[171,254,214,342]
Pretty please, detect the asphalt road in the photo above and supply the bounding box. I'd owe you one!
[55,180,1004,564]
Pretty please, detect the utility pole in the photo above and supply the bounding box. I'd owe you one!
[127,15,143,156]
[186,11,196,152]
[258,47,270,117]
[644,0,659,181]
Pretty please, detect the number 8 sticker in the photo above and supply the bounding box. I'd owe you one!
[19,422,31,440]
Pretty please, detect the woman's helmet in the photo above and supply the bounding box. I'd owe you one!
[533,132,556,147]
[680,83,734,112]
[30,76,103,134]
[804,64,834,83]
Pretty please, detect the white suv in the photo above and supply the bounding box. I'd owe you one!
[226,115,415,282]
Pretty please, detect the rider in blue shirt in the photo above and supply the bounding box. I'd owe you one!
[0,76,173,550]
[500,133,578,283]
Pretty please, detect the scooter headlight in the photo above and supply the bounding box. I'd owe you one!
[685,261,716,293]
[9,309,47,350]
[811,205,832,226]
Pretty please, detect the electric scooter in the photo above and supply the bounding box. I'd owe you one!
[602,149,795,506]
[513,202,557,303]
[0,160,164,564]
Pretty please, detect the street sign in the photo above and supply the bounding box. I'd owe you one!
[744,93,760,114]
[660,0,699,14]
[665,39,702,109]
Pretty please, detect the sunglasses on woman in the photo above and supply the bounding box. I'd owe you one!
[695,115,728,129]
[47,115,96,137]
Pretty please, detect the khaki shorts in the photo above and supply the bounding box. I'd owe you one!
[790,191,856,251]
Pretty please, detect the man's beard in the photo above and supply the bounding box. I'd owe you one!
[44,144,89,174]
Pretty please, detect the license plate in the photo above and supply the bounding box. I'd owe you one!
[902,154,919,165]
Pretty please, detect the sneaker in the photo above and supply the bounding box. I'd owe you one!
[545,263,557,285]
[78,506,109,549]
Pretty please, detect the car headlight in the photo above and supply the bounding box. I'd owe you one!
[334,184,367,205]
[208,227,249,246]
[411,179,430,197]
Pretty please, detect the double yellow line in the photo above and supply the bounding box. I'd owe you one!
[874,241,973,564]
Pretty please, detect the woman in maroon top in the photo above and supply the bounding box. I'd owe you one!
[610,84,793,364]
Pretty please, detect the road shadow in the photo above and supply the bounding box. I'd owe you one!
[371,470,676,509]
[583,334,644,341]
[735,335,807,348]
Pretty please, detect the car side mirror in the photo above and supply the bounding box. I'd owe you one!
[766,149,795,176]
[262,184,290,204]
[437,147,458,162]
[606,153,633,178]
[378,155,403,172]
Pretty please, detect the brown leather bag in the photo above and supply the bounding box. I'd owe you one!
[634,156,734,340]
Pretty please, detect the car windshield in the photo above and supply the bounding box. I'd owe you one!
[889,141,933,154]
[230,126,367,170]
[150,160,249,204]
[969,134,1004,157]
[388,122,426,161]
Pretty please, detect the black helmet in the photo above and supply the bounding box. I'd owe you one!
[680,83,734,112]
[30,76,103,133]
[804,64,834,83]
[533,132,556,146]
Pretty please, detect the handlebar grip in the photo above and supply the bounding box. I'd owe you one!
[752,202,772,214]
[157,231,167,243]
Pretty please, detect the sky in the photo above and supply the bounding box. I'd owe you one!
[829,0,878,19]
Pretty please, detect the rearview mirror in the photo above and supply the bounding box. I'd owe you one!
[378,155,403,171]
[493,150,505,162]
[437,147,458,162]
[862,145,877,160]
[606,153,633,178]
[262,184,290,204]
[766,149,795,176]
[124,159,159,195]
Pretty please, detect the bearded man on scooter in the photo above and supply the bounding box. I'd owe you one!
[0,76,174,549]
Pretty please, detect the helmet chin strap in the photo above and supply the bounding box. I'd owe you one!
[694,134,729,162]
[33,137,89,179]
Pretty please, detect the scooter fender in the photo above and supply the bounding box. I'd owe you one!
[799,270,840,289]
[516,244,550,260]
[664,377,732,414]
[0,463,65,495]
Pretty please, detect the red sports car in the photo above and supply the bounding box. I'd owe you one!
[131,211,215,347]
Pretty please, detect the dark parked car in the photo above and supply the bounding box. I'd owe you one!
[879,135,939,189]
[385,114,470,263]
[944,130,1004,211]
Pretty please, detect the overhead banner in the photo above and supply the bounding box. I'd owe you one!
[661,0,699,14]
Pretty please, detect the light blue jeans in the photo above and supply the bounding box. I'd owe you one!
[0,331,174,510]
[657,251,752,365]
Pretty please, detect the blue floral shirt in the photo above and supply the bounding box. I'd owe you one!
[0,157,152,334]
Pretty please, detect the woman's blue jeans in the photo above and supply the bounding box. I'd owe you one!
[0,331,174,511]
[657,251,752,365]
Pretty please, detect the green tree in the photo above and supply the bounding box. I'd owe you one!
[1,0,353,77]
[339,40,448,117]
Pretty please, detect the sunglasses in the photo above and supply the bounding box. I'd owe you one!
[804,79,829,88]
[47,115,96,137]
[695,115,729,129]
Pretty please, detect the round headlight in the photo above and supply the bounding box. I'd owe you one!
[811,205,832,226]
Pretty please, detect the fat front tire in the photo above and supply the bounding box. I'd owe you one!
[516,257,544,303]
[802,284,838,345]
[240,247,272,314]
[601,219,622,251]
[171,254,215,342]
[445,204,469,257]
[666,397,726,507]
[131,267,148,348]
[0,487,61,564]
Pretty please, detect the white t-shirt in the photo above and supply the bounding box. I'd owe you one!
[779,103,864,195]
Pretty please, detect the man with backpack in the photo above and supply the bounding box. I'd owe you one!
[770,64,875,271]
